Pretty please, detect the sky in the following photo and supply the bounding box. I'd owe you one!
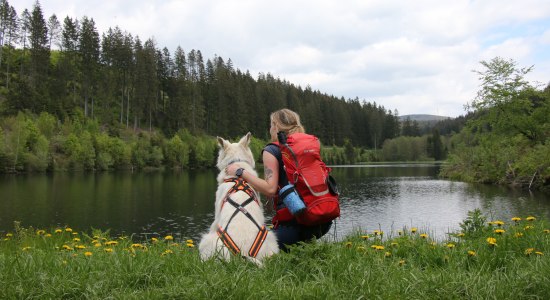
[13,0,550,118]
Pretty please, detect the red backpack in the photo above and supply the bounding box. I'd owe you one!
[272,132,340,226]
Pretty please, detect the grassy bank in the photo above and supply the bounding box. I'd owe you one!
[1,212,549,299]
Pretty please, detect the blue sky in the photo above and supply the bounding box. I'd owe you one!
[13,0,550,117]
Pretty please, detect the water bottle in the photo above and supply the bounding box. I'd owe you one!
[279,184,306,215]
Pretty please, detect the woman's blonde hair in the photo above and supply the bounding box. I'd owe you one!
[270,108,305,134]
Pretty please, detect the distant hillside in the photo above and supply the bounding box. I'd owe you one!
[398,114,452,122]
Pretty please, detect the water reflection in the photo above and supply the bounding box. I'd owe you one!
[1,165,549,242]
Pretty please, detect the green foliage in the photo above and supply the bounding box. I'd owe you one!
[381,136,429,161]
[164,135,190,169]
[459,209,487,237]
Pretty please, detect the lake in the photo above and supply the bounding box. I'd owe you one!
[1,164,549,241]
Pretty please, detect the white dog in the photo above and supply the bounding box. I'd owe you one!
[198,132,279,265]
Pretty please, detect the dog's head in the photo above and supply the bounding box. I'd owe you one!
[216,132,255,171]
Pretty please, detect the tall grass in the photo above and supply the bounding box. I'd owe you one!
[1,212,549,299]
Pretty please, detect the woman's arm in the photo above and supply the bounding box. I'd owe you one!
[227,151,279,197]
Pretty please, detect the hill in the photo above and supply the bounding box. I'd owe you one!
[398,114,452,122]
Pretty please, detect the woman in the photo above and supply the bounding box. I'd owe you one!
[226,108,332,251]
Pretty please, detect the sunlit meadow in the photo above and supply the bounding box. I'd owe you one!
[1,210,549,299]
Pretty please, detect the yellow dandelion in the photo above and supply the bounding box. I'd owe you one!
[535,251,544,256]
[73,237,81,242]
[356,246,366,252]
[399,259,406,266]
[375,245,385,251]
[525,248,534,256]
[398,230,403,236]
[544,229,550,234]
[457,233,465,237]
[6,233,13,237]
[526,216,536,221]
[104,248,113,253]
[186,243,195,248]
[494,229,505,235]
[446,243,455,249]
[361,235,370,240]
[36,230,46,235]
[186,239,193,244]
[151,237,159,243]
[22,246,31,251]
[45,233,52,238]
[345,242,352,248]
[170,243,180,247]
[515,232,524,238]
[105,241,118,246]
[164,235,174,241]
[161,249,173,256]
[486,237,497,246]
[524,225,534,230]
[84,251,92,257]
[118,236,128,240]
[94,243,102,247]
[493,220,504,227]
[487,221,494,226]
[373,230,382,236]
[370,245,378,249]
[65,228,73,232]
[55,229,62,234]
[131,243,144,249]
[411,228,417,233]
[467,250,476,257]
[72,232,78,236]
[75,245,86,250]
[62,245,73,251]
[420,233,428,239]
[385,251,392,257]
[511,217,521,222]
[93,236,100,239]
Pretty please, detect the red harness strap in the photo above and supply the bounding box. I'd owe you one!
[217,177,267,258]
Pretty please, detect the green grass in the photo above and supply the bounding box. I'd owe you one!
[1,214,550,299]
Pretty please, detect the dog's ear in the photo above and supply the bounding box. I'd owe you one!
[217,137,229,149]
[238,132,251,147]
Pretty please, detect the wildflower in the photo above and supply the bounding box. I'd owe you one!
[93,236,100,240]
[486,237,497,246]
[164,235,174,241]
[391,242,399,247]
[75,245,86,250]
[345,242,352,248]
[36,230,45,235]
[104,248,113,253]
[370,245,378,249]
[398,230,403,236]
[45,234,52,238]
[515,233,524,238]
[544,229,550,234]
[186,243,195,248]
[399,260,406,266]
[494,229,505,235]
[161,249,173,256]
[65,228,73,232]
[524,225,534,230]
[420,233,428,239]
[487,221,494,226]
[446,243,455,249]
[170,243,180,247]
[493,220,504,227]
[356,246,366,252]
[385,251,392,257]
[94,243,102,247]
[105,241,118,246]
[62,245,73,251]
[131,243,144,249]
[55,229,62,234]
[511,217,521,222]
[151,237,159,243]
[457,233,465,237]
[411,228,417,233]
[118,236,128,240]
[373,230,383,236]
[186,239,194,244]
[73,238,81,242]
[467,250,476,257]
[84,252,92,257]
[525,248,534,256]
[6,233,13,237]
[22,246,31,251]
[526,216,536,221]
[375,245,385,251]
[535,251,544,256]
[361,235,370,240]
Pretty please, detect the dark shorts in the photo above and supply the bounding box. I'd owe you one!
[273,221,332,252]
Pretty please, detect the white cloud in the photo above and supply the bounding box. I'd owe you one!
[11,0,550,117]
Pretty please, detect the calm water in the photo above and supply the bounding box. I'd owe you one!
[1,165,549,241]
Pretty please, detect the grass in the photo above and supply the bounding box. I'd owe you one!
[1,213,549,299]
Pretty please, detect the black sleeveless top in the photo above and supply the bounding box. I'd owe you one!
[262,144,289,188]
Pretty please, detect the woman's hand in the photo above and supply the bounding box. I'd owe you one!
[226,164,240,176]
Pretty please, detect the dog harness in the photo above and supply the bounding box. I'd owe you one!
[216,177,268,258]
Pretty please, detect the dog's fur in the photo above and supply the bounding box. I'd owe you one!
[198,132,279,265]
